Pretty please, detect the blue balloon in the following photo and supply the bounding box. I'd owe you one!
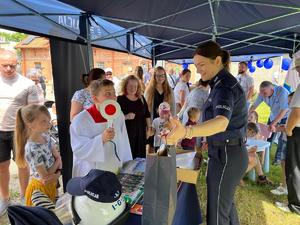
[264,58,273,69]
[282,58,291,71]
[182,63,189,69]
[256,59,264,68]
[249,66,256,73]
[247,61,252,68]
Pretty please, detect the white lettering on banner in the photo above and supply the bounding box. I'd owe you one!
[57,16,102,37]
[84,190,99,199]
[215,105,231,111]
[58,16,79,30]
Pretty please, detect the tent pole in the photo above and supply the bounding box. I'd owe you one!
[208,0,218,41]
[152,45,156,67]
[85,15,94,70]
[293,33,298,53]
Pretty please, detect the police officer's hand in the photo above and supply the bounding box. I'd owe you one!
[268,124,276,132]
[102,127,115,143]
[165,118,187,145]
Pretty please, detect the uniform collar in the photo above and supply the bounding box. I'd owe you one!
[86,104,107,123]
[208,68,228,88]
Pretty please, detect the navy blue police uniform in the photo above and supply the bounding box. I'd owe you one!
[203,69,248,225]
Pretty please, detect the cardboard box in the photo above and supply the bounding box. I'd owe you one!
[176,149,201,184]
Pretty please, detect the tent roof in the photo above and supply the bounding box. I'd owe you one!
[1,0,300,60]
[0,0,152,58]
[60,0,300,59]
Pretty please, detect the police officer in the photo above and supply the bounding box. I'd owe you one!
[166,41,248,225]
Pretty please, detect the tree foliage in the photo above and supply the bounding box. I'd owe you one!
[0,32,27,42]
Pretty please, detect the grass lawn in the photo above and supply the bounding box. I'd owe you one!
[195,103,300,224]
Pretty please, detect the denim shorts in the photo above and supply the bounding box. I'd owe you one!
[280,140,287,161]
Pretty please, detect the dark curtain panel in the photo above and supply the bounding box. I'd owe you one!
[50,38,89,191]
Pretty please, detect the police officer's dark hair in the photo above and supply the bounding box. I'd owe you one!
[247,122,259,134]
[239,61,247,67]
[288,91,295,98]
[259,81,273,89]
[198,78,209,87]
[193,40,230,70]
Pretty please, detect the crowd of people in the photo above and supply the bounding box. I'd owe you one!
[0,40,300,225]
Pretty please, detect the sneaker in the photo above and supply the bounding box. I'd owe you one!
[20,196,25,205]
[276,202,291,213]
[271,186,288,195]
[256,175,274,186]
[0,199,9,217]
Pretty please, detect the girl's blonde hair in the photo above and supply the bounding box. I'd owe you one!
[14,104,50,168]
[119,75,142,98]
[144,66,173,112]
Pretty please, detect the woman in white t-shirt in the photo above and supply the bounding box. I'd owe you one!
[174,69,191,113]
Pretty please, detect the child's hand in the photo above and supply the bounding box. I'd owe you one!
[275,124,286,132]
[102,127,115,143]
[125,112,135,120]
[41,171,61,185]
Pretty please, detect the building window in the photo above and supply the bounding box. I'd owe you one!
[34,62,41,69]
[96,62,105,69]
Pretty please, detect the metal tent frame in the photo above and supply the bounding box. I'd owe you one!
[60,0,300,60]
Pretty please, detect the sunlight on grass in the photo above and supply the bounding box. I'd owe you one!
[196,145,300,225]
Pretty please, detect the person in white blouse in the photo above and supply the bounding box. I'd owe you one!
[174,69,191,113]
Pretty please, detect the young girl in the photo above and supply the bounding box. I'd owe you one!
[181,107,200,150]
[241,122,273,186]
[14,104,62,206]
[151,102,171,151]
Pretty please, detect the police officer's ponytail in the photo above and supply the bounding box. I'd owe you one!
[221,49,230,71]
[193,41,230,71]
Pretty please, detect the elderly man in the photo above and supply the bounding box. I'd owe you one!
[276,58,300,214]
[0,50,40,216]
[249,81,289,164]
[236,61,254,108]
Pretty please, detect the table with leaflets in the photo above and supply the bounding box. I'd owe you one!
[120,156,202,225]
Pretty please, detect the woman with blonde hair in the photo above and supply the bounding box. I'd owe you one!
[14,104,61,206]
[144,66,175,120]
[144,66,175,150]
[117,75,151,158]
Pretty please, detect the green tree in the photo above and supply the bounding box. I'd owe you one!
[0,32,27,42]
